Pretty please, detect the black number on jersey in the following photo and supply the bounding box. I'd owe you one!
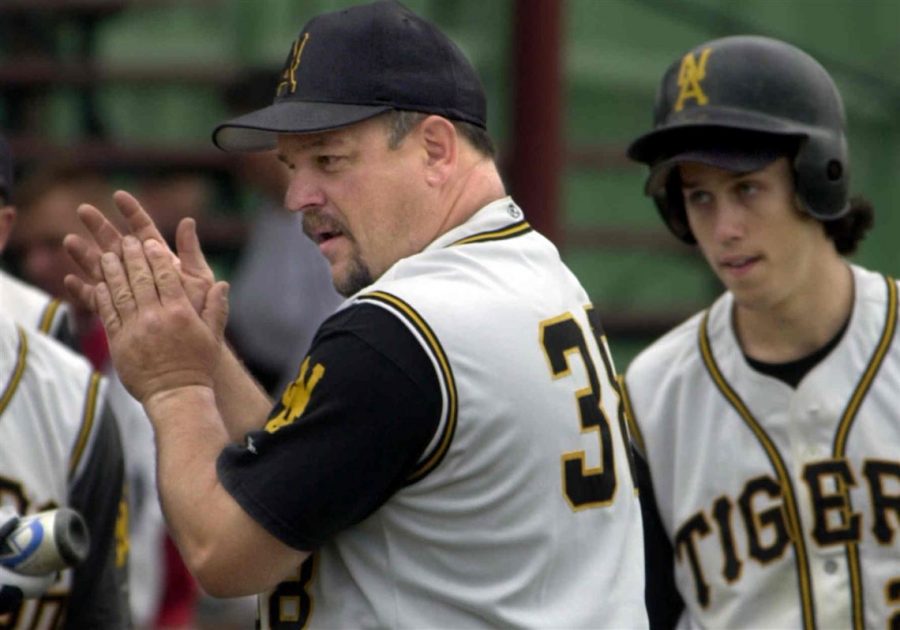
[264,556,315,628]
[540,310,622,510]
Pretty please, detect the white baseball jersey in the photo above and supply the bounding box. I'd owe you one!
[0,270,70,339]
[230,197,647,628]
[625,263,900,630]
[0,267,164,625]
[0,312,130,627]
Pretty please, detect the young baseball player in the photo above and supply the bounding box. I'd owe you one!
[624,35,898,629]
[62,1,648,628]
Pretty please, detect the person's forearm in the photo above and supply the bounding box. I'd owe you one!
[144,384,305,596]
[213,344,274,442]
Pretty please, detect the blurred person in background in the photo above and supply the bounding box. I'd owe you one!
[0,138,73,344]
[223,68,343,397]
[6,163,187,629]
[0,137,130,627]
[133,170,214,249]
[4,166,111,361]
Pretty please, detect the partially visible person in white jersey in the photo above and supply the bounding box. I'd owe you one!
[0,143,165,627]
[623,35,898,630]
[0,136,72,342]
[0,314,130,625]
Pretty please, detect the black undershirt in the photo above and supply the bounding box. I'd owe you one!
[217,302,442,551]
[744,316,850,388]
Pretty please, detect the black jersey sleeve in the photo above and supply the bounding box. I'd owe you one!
[636,447,684,629]
[217,303,442,551]
[65,400,132,630]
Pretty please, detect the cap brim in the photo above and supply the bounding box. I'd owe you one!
[212,101,393,152]
[644,147,782,196]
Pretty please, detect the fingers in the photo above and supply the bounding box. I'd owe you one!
[201,281,230,340]
[77,204,124,258]
[113,190,168,245]
[100,249,138,324]
[144,238,187,305]
[94,282,121,337]
[175,218,214,281]
[63,274,96,313]
[63,233,103,284]
[121,236,162,308]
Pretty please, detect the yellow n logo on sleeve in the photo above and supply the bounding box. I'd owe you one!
[265,357,325,434]
[674,48,712,112]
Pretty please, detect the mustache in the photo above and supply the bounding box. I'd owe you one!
[302,212,348,240]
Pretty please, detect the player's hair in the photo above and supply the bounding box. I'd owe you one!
[385,110,496,158]
[821,196,873,255]
[15,163,116,218]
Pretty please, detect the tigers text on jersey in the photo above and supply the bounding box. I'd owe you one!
[0,313,129,628]
[625,264,900,630]
[222,197,647,629]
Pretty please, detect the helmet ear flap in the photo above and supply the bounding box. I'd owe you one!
[792,132,850,220]
[654,172,696,244]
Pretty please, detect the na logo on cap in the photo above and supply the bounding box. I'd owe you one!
[674,47,712,112]
[276,32,310,97]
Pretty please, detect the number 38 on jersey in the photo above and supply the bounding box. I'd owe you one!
[539,307,636,511]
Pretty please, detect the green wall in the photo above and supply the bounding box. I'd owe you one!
[8,0,900,370]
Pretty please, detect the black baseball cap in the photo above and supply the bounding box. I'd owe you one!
[212,0,487,152]
[0,134,12,204]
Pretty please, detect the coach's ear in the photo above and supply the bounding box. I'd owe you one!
[0,205,15,252]
[420,115,457,188]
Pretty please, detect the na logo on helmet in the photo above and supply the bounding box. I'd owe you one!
[674,48,712,112]
[277,32,310,97]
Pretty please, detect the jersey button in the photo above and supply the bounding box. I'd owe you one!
[824,559,839,574]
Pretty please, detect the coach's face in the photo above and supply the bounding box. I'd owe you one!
[278,115,438,297]
[681,157,832,311]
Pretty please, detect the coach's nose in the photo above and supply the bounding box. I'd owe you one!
[284,171,326,213]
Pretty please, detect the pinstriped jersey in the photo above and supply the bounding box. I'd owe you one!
[624,264,900,630]
[0,271,70,340]
[231,197,647,629]
[0,313,129,628]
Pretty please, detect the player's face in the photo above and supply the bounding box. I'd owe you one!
[278,117,433,296]
[10,186,87,300]
[681,158,833,310]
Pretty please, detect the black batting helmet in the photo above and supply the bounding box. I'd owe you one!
[627,35,849,243]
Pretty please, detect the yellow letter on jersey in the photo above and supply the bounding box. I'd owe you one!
[674,48,712,112]
[265,357,325,434]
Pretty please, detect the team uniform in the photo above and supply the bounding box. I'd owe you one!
[0,270,71,342]
[218,197,647,629]
[624,264,900,630]
[0,312,130,628]
[0,267,164,625]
